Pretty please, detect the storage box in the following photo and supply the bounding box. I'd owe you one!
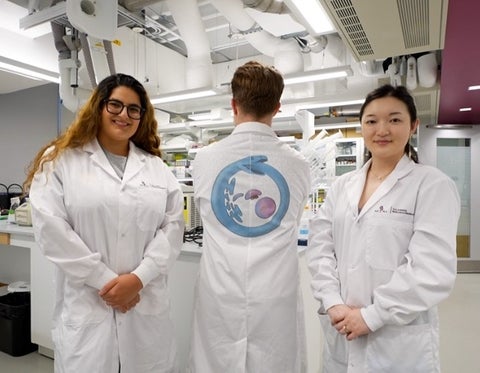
[0,292,37,356]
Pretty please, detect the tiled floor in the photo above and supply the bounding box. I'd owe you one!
[0,349,53,372]
[1,273,479,373]
[438,273,480,373]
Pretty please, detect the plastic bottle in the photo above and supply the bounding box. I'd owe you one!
[7,196,20,224]
[406,56,418,90]
[298,206,313,247]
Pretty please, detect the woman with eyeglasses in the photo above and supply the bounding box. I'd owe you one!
[24,73,185,373]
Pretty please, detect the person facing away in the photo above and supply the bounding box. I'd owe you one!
[307,84,460,373]
[24,73,185,373]
[188,61,311,372]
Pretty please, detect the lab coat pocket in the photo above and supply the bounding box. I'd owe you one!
[319,314,348,365]
[135,275,169,315]
[365,218,413,270]
[366,323,435,373]
[136,186,167,231]
[62,285,109,327]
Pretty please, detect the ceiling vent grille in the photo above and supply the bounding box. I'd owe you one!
[413,89,439,125]
[397,0,429,48]
[330,0,374,57]
[413,91,432,113]
[320,0,448,61]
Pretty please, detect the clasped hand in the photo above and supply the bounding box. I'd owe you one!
[99,273,143,313]
[327,304,370,341]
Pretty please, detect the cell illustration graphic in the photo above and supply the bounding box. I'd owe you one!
[211,155,290,237]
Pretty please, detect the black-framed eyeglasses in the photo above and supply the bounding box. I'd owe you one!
[104,99,145,120]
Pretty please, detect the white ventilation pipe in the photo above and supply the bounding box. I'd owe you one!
[51,23,90,112]
[210,0,303,75]
[58,58,91,113]
[357,60,385,77]
[120,0,163,12]
[166,0,214,89]
[242,0,284,13]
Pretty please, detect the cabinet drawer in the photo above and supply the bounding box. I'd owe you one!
[0,233,10,245]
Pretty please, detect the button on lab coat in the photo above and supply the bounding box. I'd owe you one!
[189,122,311,372]
[307,155,460,373]
[30,139,184,373]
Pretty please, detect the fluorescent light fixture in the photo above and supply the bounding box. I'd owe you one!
[286,0,335,35]
[151,88,218,104]
[274,111,297,119]
[189,118,233,129]
[296,99,365,111]
[188,108,230,121]
[284,66,353,85]
[0,56,59,83]
[278,136,297,144]
[459,107,472,112]
[0,1,51,38]
[426,124,473,129]
[157,122,192,134]
[188,112,214,121]
[468,85,480,91]
[314,122,361,130]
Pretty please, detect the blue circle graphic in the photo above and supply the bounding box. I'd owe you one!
[211,155,290,237]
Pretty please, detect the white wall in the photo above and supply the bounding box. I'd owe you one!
[0,244,30,283]
[0,83,66,187]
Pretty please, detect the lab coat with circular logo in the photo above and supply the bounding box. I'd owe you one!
[307,155,460,373]
[189,122,311,372]
[30,139,184,373]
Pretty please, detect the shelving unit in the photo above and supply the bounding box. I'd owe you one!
[334,138,364,176]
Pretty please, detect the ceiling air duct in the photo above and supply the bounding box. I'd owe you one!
[318,0,448,61]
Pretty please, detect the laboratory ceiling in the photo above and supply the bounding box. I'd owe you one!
[0,0,478,126]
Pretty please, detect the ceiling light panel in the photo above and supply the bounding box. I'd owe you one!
[0,1,51,38]
[151,88,218,104]
[285,0,335,35]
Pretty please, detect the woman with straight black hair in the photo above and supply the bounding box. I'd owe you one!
[307,84,460,372]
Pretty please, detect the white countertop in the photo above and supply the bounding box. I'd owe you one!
[0,220,307,256]
[0,219,34,236]
[0,219,202,255]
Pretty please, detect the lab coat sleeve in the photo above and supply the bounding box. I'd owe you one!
[131,169,184,286]
[306,181,344,314]
[361,175,460,331]
[30,159,117,290]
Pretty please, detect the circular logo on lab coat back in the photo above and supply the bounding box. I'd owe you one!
[211,155,290,237]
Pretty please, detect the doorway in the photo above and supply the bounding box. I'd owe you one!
[418,124,480,272]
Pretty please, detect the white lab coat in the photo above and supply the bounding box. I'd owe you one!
[189,122,311,372]
[307,155,460,373]
[30,139,184,373]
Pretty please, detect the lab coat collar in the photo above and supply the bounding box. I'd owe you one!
[348,155,415,219]
[231,122,277,137]
[83,139,146,182]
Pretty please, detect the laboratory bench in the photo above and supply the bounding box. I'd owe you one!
[0,221,321,371]
[0,220,54,358]
[0,220,204,367]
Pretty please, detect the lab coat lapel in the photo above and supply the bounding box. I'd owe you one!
[345,167,367,215]
[122,142,146,183]
[84,139,119,180]
[358,155,415,218]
